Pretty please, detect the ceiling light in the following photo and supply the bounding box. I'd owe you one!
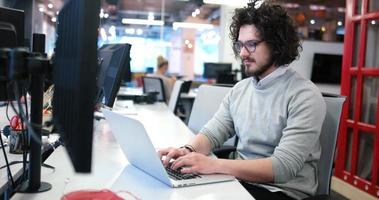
[337,21,343,26]
[371,20,376,25]
[99,9,104,18]
[192,12,196,17]
[136,29,143,35]
[195,9,200,15]
[104,13,109,18]
[284,3,299,9]
[203,0,252,8]
[47,3,53,9]
[38,7,45,13]
[121,18,164,26]
[310,19,316,25]
[173,22,214,30]
[51,17,56,23]
[337,7,346,13]
[309,5,326,11]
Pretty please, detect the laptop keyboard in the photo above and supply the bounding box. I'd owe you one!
[165,164,201,180]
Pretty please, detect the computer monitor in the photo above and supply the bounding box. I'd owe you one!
[311,53,342,84]
[0,7,24,47]
[0,7,24,101]
[52,0,100,173]
[203,62,232,79]
[97,43,132,107]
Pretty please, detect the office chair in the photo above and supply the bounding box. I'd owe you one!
[168,80,192,114]
[308,93,345,198]
[142,76,166,102]
[211,93,346,199]
[187,84,237,148]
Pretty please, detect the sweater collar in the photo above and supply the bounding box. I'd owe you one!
[251,65,288,89]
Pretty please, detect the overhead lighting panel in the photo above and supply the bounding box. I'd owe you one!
[173,22,214,30]
[204,0,262,8]
[121,18,164,26]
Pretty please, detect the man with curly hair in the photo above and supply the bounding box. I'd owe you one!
[159,1,326,199]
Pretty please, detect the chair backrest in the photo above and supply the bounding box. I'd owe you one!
[316,93,345,195]
[168,80,192,113]
[168,80,184,112]
[142,76,166,102]
[187,84,232,134]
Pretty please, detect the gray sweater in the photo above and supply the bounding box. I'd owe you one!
[200,67,326,199]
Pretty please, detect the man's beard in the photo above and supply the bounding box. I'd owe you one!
[243,57,275,78]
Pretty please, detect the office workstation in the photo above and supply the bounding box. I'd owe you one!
[1,0,379,200]
[11,102,253,199]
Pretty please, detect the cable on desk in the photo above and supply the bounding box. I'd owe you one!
[0,161,55,171]
[22,87,29,182]
[8,86,29,182]
[117,190,142,200]
[12,81,42,145]
[0,130,15,190]
[6,101,10,122]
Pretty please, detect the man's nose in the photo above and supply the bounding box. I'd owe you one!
[239,46,250,57]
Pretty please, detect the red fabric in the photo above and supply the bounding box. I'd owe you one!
[61,189,124,200]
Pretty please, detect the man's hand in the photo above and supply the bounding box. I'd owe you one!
[170,153,219,175]
[158,147,191,167]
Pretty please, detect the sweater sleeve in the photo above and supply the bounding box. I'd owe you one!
[199,90,236,150]
[271,85,326,183]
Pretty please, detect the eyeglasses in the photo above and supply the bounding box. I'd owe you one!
[233,40,264,54]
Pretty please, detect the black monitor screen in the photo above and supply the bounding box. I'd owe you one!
[52,0,100,173]
[0,7,24,47]
[203,62,232,79]
[0,7,24,101]
[97,43,132,107]
[311,53,342,84]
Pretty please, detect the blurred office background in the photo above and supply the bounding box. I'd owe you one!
[4,0,346,86]
[2,1,379,200]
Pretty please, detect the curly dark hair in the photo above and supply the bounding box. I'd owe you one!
[229,0,302,66]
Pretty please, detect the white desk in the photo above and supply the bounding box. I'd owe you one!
[12,103,253,200]
[0,104,24,196]
[0,147,24,196]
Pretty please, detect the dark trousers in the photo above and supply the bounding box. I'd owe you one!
[240,181,296,200]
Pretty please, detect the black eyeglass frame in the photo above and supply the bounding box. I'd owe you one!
[233,40,264,54]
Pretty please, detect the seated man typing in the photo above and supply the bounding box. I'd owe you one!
[158,1,326,199]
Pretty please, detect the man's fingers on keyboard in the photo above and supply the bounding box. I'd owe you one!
[181,167,196,174]
[158,149,170,159]
[171,156,191,170]
[163,150,178,166]
[163,155,172,166]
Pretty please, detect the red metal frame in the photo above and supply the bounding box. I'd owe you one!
[335,0,379,197]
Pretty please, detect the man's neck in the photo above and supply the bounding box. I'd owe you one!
[256,64,278,81]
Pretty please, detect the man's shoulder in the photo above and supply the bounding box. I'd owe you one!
[285,69,319,91]
[281,69,324,104]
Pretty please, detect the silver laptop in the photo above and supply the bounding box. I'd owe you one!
[102,109,235,188]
